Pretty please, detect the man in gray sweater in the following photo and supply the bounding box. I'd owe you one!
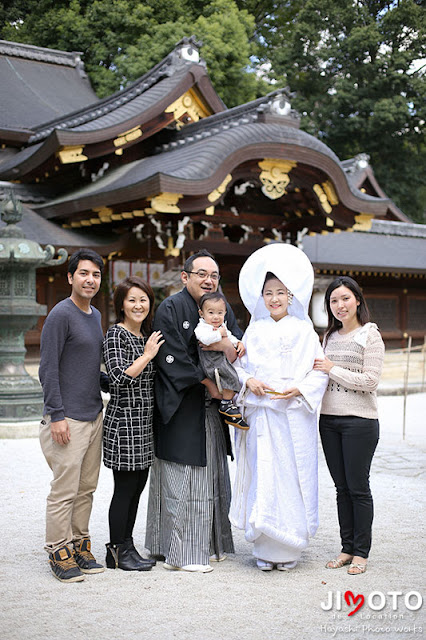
[39,248,106,583]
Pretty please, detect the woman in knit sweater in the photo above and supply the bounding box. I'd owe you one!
[313,277,384,575]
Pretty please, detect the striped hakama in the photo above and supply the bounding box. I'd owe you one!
[145,399,234,566]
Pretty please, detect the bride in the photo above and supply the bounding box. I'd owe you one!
[231,243,328,571]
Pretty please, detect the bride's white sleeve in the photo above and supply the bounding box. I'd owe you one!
[232,331,253,389]
[295,337,328,413]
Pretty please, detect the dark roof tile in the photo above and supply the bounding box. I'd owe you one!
[0,204,112,247]
[0,41,98,131]
[303,223,426,272]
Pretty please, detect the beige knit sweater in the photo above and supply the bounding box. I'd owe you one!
[320,323,385,419]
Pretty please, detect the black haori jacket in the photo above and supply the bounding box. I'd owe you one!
[153,287,242,466]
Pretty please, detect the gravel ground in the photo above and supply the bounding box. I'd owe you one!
[0,393,425,640]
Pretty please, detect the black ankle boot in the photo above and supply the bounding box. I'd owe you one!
[105,540,152,571]
[124,537,156,568]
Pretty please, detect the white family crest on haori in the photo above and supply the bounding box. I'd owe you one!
[230,243,328,565]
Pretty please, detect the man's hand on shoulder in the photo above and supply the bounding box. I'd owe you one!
[51,419,71,445]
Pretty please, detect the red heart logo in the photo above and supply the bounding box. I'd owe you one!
[345,590,365,616]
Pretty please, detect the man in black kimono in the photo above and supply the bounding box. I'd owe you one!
[145,249,242,572]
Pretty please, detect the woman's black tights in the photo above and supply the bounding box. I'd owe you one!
[108,468,149,544]
[319,414,379,559]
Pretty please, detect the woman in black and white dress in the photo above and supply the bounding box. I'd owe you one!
[103,276,164,571]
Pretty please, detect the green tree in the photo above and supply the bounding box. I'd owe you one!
[247,0,426,222]
[0,0,265,105]
[1,0,425,220]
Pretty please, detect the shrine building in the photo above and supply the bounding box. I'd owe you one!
[0,37,424,351]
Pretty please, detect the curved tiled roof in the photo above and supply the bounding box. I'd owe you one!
[0,67,197,178]
[35,121,389,217]
[24,38,224,144]
[1,38,403,226]
[29,64,212,142]
[0,142,44,178]
[60,68,191,135]
[0,46,224,179]
[158,88,300,147]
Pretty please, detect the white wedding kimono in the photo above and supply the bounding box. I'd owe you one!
[231,314,328,563]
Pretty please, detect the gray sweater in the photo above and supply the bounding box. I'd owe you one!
[39,298,104,422]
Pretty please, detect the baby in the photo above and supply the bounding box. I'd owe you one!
[195,292,249,430]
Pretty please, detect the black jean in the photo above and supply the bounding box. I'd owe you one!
[109,468,149,544]
[319,414,379,559]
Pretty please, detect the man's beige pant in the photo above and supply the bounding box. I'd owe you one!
[39,412,103,553]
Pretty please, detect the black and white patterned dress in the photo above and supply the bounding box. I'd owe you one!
[103,324,155,471]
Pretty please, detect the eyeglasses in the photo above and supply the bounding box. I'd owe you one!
[185,270,221,282]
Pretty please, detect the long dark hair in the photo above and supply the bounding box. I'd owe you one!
[324,276,370,345]
[113,276,155,335]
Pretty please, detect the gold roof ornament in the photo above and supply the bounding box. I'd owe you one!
[165,89,211,129]
[92,206,113,224]
[113,126,142,148]
[322,180,339,206]
[57,145,88,164]
[352,213,373,231]
[150,192,182,213]
[313,183,332,214]
[258,159,297,200]
[207,174,232,203]
[164,236,180,257]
